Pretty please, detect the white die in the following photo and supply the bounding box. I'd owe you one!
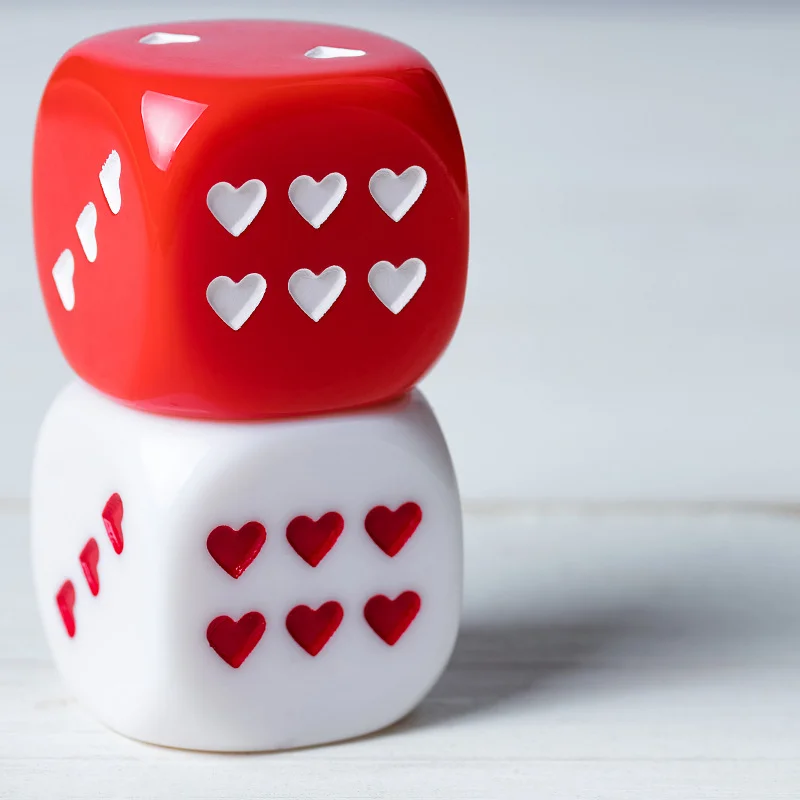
[31,380,462,751]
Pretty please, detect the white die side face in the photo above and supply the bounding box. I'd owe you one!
[31,385,176,735]
[31,381,462,751]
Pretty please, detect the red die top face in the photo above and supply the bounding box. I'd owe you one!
[33,20,468,419]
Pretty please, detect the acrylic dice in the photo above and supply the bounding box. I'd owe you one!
[32,381,461,750]
[33,20,468,419]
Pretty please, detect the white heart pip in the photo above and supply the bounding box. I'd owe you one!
[288,266,346,321]
[207,180,267,236]
[288,173,347,228]
[368,258,426,314]
[99,151,121,215]
[369,166,427,222]
[76,203,98,263]
[52,250,75,312]
[206,273,267,330]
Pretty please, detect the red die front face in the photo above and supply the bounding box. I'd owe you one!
[33,21,468,419]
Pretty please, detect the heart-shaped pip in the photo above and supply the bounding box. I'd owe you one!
[76,202,97,263]
[286,601,344,656]
[56,580,76,638]
[207,612,266,668]
[368,258,426,314]
[364,591,421,646]
[99,150,121,214]
[286,511,344,567]
[288,173,346,228]
[288,266,346,322]
[207,179,267,236]
[364,502,422,556]
[207,521,266,578]
[102,493,124,555]
[206,273,267,330]
[369,166,427,222]
[79,538,100,596]
[52,250,75,311]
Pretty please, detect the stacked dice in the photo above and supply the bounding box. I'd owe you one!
[30,21,468,751]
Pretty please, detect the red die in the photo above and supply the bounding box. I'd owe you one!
[33,20,468,419]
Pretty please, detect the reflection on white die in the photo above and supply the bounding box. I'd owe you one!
[31,381,462,751]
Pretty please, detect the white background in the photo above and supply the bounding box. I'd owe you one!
[3,3,800,797]
[3,0,800,506]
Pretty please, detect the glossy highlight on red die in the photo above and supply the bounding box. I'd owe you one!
[32,20,468,420]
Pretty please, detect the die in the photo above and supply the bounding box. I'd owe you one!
[32,20,469,419]
[31,381,462,750]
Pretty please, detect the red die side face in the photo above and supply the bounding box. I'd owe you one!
[33,21,468,419]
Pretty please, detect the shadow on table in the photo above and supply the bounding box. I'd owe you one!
[389,594,748,735]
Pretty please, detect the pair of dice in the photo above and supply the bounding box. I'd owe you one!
[30,20,468,751]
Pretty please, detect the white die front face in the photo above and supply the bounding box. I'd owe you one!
[31,381,462,751]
